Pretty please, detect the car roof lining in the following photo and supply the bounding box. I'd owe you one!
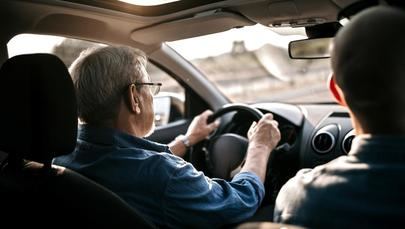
[131,10,255,45]
[0,0,362,62]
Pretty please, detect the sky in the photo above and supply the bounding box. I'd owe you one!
[7,34,65,58]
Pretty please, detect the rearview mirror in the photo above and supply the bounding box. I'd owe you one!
[288,37,333,59]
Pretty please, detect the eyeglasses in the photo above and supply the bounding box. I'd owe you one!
[133,82,162,96]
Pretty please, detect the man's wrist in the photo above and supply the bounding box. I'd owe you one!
[177,134,191,148]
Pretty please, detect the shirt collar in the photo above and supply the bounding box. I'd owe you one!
[78,124,171,153]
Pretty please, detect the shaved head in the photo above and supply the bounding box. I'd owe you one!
[331,6,405,134]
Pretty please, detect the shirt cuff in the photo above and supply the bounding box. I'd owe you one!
[232,171,265,200]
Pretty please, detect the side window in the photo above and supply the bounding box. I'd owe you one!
[7,34,185,127]
[147,63,185,127]
[7,34,104,67]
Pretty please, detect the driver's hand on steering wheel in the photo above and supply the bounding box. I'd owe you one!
[248,113,281,152]
[241,113,281,182]
[186,110,220,146]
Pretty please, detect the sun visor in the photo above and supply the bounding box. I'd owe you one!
[130,10,254,44]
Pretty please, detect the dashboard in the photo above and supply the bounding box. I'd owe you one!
[225,102,354,204]
[253,102,354,169]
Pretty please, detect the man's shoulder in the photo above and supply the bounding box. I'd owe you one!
[274,155,367,223]
[282,155,357,192]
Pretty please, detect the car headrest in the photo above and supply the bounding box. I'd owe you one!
[0,54,77,163]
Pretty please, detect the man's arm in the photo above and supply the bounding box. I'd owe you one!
[162,157,267,228]
[240,113,281,182]
[162,114,280,227]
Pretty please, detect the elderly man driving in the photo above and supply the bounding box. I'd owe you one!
[54,46,280,228]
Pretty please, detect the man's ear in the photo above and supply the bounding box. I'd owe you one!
[328,73,347,106]
[127,84,141,114]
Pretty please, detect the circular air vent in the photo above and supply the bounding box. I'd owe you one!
[342,130,355,154]
[312,131,336,154]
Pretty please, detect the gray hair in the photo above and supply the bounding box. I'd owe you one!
[69,45,147,125]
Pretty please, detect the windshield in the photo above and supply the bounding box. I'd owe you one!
[168,24,334,104]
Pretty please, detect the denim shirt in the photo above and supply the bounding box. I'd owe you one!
[274,135,405,228]
[53,125,264,228]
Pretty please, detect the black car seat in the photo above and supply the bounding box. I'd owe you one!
[0,53,155,228]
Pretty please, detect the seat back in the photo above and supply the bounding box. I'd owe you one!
[0,54,155,228]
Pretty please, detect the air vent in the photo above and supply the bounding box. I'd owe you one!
[342,129,355,154]
[312,124,338,154]
[312,132,335,154]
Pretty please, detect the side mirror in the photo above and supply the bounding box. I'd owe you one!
[288,37,333,59]
[153,93,185,126]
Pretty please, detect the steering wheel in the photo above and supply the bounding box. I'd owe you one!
[205,103,263,180]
